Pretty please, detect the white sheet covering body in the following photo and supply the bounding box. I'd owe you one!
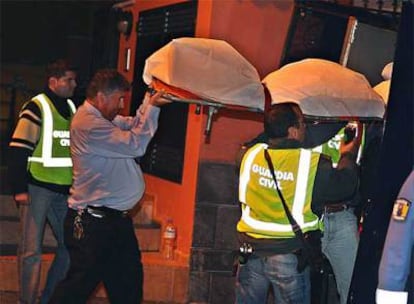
[143,37,265,111]
[374,80,391,104]
[263,58,386,120]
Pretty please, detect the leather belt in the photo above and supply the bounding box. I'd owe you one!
[86,206,129,218]
[324,204,348,214]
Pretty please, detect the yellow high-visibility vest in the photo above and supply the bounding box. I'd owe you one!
[28,93,76,185]
[238,143,321,239]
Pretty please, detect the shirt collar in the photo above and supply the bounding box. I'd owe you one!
[268,138,303,149]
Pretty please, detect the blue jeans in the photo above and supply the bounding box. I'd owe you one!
[235,253,310,304]
[18,184,70,304]
[321,209,359,304]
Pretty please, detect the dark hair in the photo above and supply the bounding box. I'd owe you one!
[86,69,131,98]
[264,102,302,138]
[45,59,76,79]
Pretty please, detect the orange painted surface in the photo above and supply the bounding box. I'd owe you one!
[151,78,202,100]
[208,0,294,79]
[144,103,202,260]
[117,0,294,262]
[199,0,294,163]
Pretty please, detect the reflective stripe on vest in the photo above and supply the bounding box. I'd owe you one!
[312,125,366,167]
[28,94,75,167]
[239,143,319,233]
[241,205,319,232]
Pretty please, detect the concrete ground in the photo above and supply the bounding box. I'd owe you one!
[0,291,111,304]
[0,291,167,303]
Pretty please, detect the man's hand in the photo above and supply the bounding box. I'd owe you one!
[14,192,30,207]
[148,90,171,107]
[340,121,363,157]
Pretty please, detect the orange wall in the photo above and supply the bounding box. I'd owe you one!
[117,0,294,262]
[199,0,294,163]
[144,103,203,262]
[208,0,294,79]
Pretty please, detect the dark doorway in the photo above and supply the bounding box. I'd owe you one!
[130,1,198,184]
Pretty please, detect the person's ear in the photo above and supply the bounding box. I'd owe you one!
[287,126,298,139]
[48,77,58,89]
[97,92,106,102]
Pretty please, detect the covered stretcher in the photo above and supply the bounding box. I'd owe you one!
[143,37,265,135]
[142,38,386,136]
[143,37,265,111]
[262,58,386,121]
[262,58,386,147]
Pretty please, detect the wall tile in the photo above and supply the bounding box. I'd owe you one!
[215,205,240,250]
[188,271,210,303]
[143,265,173,301]
[210,272,236,304]
[192,205,217,248]
[196,162,238,204]
[191,248,235,273]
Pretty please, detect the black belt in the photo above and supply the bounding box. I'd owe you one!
[86,206,129,218]
[324,204,348,214]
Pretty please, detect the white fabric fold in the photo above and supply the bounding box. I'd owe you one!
[143,37,265,111]
[263,58,386,119]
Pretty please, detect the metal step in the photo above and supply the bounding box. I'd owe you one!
[0,195,161,255]
[0,195,18,217]
[0,195,57,255]
[0,218,57,255]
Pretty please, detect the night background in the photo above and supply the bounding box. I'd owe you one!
[1,0,122,192]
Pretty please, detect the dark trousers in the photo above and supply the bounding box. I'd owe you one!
[49,208,143,304]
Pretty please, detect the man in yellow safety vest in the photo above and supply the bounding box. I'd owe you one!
[8,59,77,304]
